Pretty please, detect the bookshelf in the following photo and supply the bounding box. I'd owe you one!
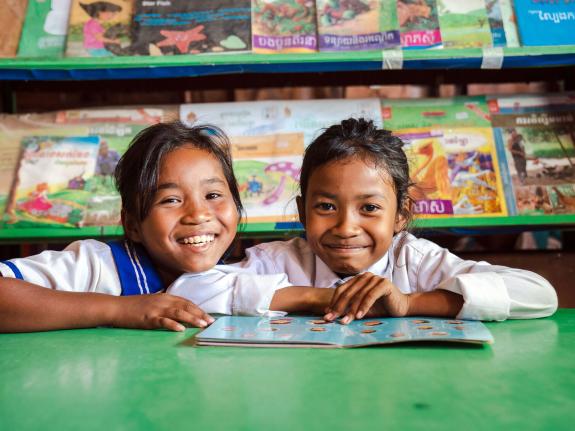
[1,46,575,242]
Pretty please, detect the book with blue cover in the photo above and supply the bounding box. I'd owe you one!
[514,0,575,46]
[195,316,494,348]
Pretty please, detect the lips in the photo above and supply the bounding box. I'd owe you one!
[178,234,215,246]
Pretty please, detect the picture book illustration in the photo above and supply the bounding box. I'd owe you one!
[396,127,507,217]
[65,0,133,57]
[316,0,400,51]
[131,0,251,56]
[492,111,575,216]
[6,136,100,228]
[484,0,507,47]
[180,98,382,223]
[437,0,492,49]
[0,0,29,57]
[397,0,442,48]
[514,0,575,46]
[196,316,494,348]
[498,0,519,47]
[252,0,318,53]
[382,96,492,130]
[18,0,72,58]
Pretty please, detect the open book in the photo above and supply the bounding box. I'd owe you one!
[195,316,494,348]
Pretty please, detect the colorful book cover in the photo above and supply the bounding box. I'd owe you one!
[498,0,519,47]
[65,0,133,57]
[492,110,575,216]
[131,0,251,56]
[6,136,100,228]
[437,0,492,48]
[54,107,165,226]
[485,0,507,47]
[382,96,492,130]
[18,0,72,58]
[514,0,575,46]
[316,0,400,51]
[487,93,575,114]
[395,127,507,217]
[0,0,29,57]
[397,0,442,48]
[252,0,318,53]
[180,98,382,223]
[196,316,494,348]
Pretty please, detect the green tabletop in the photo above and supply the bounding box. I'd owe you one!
[1,310,574,431]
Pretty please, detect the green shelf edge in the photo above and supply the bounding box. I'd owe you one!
[2,46,575,70]
[1,214,574,242]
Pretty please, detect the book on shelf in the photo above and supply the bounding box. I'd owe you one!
[316,0,400,51]
[180,98,382,223]
[497,0,519,47]
[5,135,100,228]
[485,0,507,47]
[514,0,575,46]
[490,96,575,216]
[18,0,72,58]
[131,0,251,56]
[398,0,442,48]
[252,0,318,53]
[437,0,492,49]
[195,315,494,348]
[65,0,133,57]
[0,0,29,57]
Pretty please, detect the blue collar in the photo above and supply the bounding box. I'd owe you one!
[108,240,164,296]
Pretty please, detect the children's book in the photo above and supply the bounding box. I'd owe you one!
[131,0,251,56]
[382,96,492,130]
[498,0,518,47]
[491,108,575,216]
[316,0,400,51]
[0,0,29,57]
[252,0,318,53]
[6,136,100,228]
[437,0,492,49]
[396,127,508,217]
[397,0,442,48]
[514,0,575,46]
[484,0,507,47]
[180,98,382,223]
[65,0,133,57]
[18,0,72,58]
[195,316,494,348]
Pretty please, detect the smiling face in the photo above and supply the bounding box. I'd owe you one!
[298,157,405,276]
[124,146,239,284]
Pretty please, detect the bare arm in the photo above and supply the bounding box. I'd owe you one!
[270,286,334,315]
[0,278,213,333]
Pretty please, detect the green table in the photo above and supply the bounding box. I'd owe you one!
[1,310,574,431]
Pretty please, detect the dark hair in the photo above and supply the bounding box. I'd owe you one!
[80,2,122,17]
[115,120,244,226]
[299,118,414,225]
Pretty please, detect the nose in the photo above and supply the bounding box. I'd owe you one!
[331,209,360,238]
[181,199,212,224]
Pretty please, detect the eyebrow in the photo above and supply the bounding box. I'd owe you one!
[311,191,389,201]
[156,177,226,191]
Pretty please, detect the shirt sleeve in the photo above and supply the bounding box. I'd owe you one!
[0,240,121,295]
[167,267,292,316]
[406,238,558,321]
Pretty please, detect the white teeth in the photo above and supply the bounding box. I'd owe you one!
[182,234,215,245]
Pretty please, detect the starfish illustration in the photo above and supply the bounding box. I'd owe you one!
[157,25,206,53]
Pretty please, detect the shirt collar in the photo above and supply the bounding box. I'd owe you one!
[313,251,392,288]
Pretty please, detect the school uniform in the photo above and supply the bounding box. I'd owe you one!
[233,233,558,321]
[0,239,290,316]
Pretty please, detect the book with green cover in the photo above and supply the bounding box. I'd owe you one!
[437,0,492,48]
[18,0,72,58]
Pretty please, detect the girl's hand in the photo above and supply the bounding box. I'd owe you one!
[110,293,214,332]
[323,273,410,324]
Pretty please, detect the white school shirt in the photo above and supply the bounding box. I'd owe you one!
[233,233,558,321]
[0,239,290,316]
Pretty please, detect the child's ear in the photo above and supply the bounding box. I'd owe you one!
[122,211,143,243]
[394,206,409,233]
[296,195,306,227]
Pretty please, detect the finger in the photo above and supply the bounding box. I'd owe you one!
[156,316,186,332]
[328,274,375,319]
[182,301,215,324]
[355,281,391,319]
[170,307,208,328]
[328,273,372,310]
